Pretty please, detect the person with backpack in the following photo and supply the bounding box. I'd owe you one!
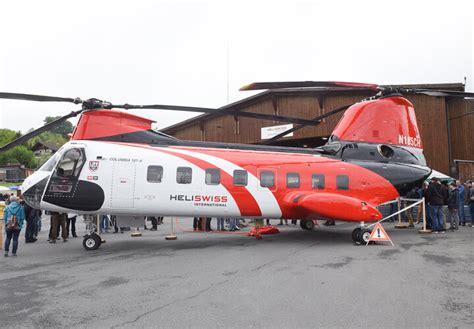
[3,195,25,257]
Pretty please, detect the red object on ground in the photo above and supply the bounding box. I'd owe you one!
[248,226,280,236]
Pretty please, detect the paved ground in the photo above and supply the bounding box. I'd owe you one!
[1,217,472,328]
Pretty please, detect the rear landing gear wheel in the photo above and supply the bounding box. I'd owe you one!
[83,234,101,251]
[352,228,361,243]
[300,220,315,230]
[359,228,372,245]
[352,228,372,245]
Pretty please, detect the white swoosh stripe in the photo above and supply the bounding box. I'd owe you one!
[166,148,282,218]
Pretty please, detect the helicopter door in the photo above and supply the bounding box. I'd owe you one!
[110,161,137,209]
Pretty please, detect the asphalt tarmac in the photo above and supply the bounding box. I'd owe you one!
[1,217,472,329]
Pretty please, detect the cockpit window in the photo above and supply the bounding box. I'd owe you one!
[39,151,62,172]
[53,148,86,179]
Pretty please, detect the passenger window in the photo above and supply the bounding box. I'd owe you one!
[286,172,300,188]
[336,175,349,190]
[233,170,248,186]
[147,166,163,183]
[205,168,220,185]
[260,171,275,188]
[176,167,192,184]
[312,174,325,189]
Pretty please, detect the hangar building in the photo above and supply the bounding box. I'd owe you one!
[162,83,474,180]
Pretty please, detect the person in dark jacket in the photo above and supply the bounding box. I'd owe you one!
[466,181,474,227]
[426,178,447,233]
[446,182,459,231]
[3,196,26,256]
[23,202,40,243]
[456,180,466,226]
[50,212,68,243]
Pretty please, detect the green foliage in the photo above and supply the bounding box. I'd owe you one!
[0,145,36,168]
[0,129,37,168]
[0,114,72,169]
[44,116,74,138]
[28,132,68,149]
[0,129,18,145]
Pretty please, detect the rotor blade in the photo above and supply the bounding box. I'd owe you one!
[261,104,352,145]
[112,103,321,125]
[405,89,474,98]
[240,81,380,91]
[0,92,82,104]
[0,110,83,153]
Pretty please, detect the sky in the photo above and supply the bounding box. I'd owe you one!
[0,0,473,134]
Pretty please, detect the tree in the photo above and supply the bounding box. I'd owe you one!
[0,129,36,168]
[28,132,68,149]
[43,116,74,138]
[0,146,36,168]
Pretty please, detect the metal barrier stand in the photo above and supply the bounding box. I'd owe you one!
[368,197,430,233]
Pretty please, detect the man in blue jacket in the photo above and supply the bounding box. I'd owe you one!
[3,195,25,256]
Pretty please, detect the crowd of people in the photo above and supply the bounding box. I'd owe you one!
[408,178,474,233]
[2,178,474,256]
[2,193,79,256]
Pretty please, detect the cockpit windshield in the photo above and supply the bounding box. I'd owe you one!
[38,148,63,172]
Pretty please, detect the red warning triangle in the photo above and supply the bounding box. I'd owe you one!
[368,223,392,242]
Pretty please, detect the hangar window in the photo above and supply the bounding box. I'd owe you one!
[233,170,248,186]
[260,171,275,188]
[336,175,349,190]
[286,172,300,188]
[176,167,192,184]
[205,168,220,185]
[147,166,163,183]
[312,174,325,189]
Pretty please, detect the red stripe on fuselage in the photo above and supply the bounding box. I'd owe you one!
[169,146,400,219]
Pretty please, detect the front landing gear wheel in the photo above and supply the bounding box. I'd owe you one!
[83,234,101,251]
[300,220,315,230]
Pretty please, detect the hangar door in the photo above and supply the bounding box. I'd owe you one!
[110,161,137,209]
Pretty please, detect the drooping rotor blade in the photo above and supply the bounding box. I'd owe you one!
[240,81,380,91]
[0,109,84,153]
[403,89,474,98]
[261,104,352,145]
[112,103,321,125]
[0,92,82,104]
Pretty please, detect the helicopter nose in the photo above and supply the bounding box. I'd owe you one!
[22,172,50,209]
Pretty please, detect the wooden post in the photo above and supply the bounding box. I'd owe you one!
[0,205,4,250]
[165,217,177,240]
[419,197,432,234]
[395,198,408,228]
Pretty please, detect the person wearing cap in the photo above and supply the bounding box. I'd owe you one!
[3,195,26,256]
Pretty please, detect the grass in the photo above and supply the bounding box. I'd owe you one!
[0,182,22,187]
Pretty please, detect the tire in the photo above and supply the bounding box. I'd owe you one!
[352,228,362,244]
[83,234,101,251]
[359,228,372,245]
[301,220,315,230]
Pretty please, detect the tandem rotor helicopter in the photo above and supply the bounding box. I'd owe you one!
[1,81,473,250]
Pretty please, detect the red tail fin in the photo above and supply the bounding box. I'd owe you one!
[331,96,422,149]
[71,110,154,140]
